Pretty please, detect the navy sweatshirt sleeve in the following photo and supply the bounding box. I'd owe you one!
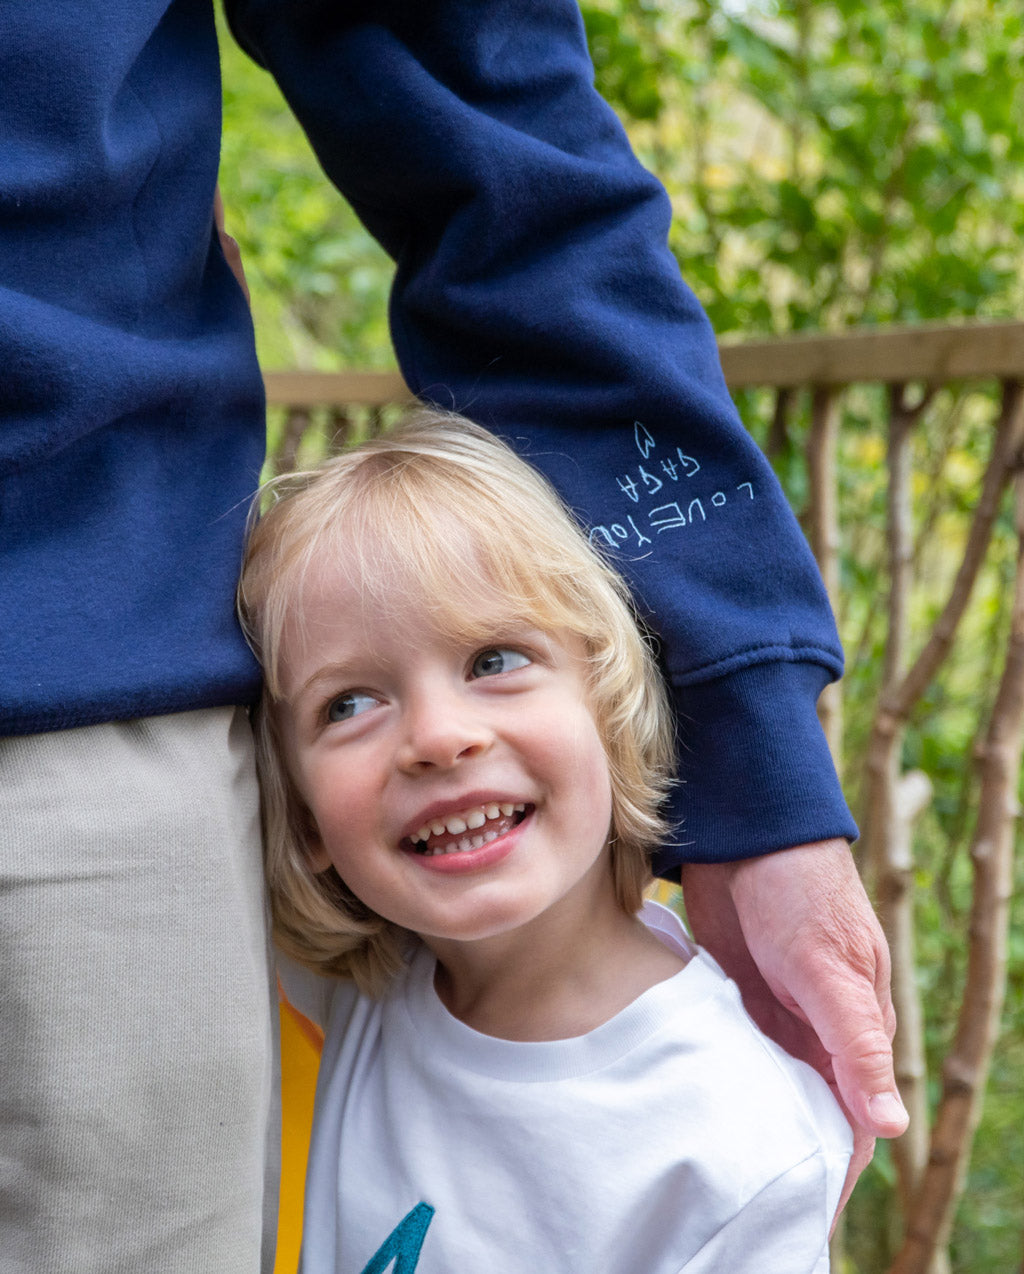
[225,0,857,865]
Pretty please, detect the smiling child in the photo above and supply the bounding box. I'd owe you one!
[238,412,852,1273]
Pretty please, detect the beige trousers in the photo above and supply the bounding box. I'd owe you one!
[0,707,278,1273]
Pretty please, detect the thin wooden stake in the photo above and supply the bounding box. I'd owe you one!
[807,386,843,763]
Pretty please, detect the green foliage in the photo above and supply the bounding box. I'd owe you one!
[581,2,669,120]
[218,12,393,370]
[585,0,1024,337]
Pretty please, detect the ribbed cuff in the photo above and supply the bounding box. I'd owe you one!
[654,660,858,873]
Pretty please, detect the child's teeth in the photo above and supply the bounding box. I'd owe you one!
[412,803,529,852]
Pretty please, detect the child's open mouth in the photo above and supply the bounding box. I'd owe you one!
[405,803,530,857]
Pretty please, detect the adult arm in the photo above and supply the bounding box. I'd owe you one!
[224,0,855,860]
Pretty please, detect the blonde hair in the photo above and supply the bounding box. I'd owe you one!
[238,410,676,995]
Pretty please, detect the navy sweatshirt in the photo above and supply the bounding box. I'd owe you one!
[0,0,856,863]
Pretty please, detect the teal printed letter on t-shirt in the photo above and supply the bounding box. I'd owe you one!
[359,1203,435,1273]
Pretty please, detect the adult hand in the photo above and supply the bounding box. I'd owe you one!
[680,839,908,1220]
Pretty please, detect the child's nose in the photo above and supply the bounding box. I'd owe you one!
[396,694,492,772]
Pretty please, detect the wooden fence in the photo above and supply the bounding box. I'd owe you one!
[264,319,1024,1274]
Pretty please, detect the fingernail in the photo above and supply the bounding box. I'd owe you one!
[869,1092,909,1126]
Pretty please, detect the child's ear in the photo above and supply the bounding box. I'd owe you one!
[298,808,332,874]
[306,839,332,875]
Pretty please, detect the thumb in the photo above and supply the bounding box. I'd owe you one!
[816,984,909,1139]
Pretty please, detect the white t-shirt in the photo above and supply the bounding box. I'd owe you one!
[281,903,852,1274]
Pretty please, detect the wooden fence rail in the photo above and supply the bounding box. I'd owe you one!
[264,320,1024,1274]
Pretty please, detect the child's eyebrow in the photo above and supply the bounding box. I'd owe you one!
[293,661,360,700]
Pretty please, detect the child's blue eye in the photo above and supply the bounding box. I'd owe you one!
[471,648,531,678]
[326,691,376,722]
